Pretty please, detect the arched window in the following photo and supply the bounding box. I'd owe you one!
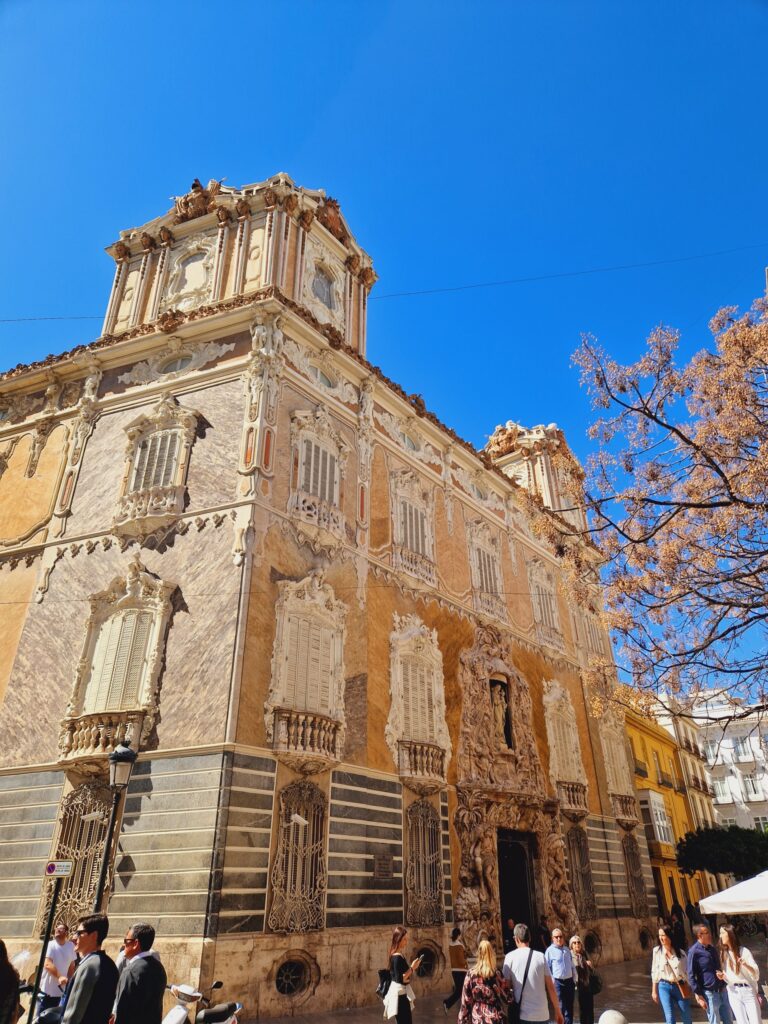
[115,394,199,536]
[566,827,597,922]
[311,265,335,309]
[268,781,327,933]
[405,799,445,926]
[289,406,348,539]
[622,832,649,918]
[36,782,112,934]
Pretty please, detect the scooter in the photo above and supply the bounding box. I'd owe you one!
[161,979,243,1024]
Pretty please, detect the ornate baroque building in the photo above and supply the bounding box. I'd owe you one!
[0,175,655,1016]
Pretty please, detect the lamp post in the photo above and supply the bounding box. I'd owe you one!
[92,742,137,911]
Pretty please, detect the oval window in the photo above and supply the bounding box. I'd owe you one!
[471,483,487,501]
[159,355,193,375]
[400,432,418,451]
[275,959,309,996]
[309,364,335,389]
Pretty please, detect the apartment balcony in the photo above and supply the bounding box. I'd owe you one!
[473,590,508,623]
[272,706,343,775]
[675,779,687,794]
[658,771,675,789]
[557,780,589,820]
[397,739,447,795]
[634,757,649,778]
[610,792,640,829]
[113,484,186,537]
[392,544,437,587]
[647,837,676,861]
[59,709,147,771]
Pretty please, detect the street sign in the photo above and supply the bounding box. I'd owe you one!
[45,860,73,877]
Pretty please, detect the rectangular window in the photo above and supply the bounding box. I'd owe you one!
[475,547,499,595]
[713,778,729,800]
[647,790,674,844]
[284,614,334,714]
[744,773,761,798]
[83,610,153,712]
[534,586,558,631]
[301,440,337,505]
[130,430,180,492]
[734,735,751,758]
[402,655,436,741]
[753,816,768,832]
[400,500,428,556]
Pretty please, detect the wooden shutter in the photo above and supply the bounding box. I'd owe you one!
[402,655,435,741]
[83,610,153,713]
[131,430,180,492]
[284,614,334,713]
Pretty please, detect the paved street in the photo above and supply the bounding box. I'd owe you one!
[265,939,768,1024]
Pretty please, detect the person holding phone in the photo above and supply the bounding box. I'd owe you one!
[383,926,421,1022]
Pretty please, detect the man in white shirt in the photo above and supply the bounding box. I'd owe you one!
[39,922,76,1013]
[503,923,564,1024]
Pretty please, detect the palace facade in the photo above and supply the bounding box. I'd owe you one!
[0,175,657,1016]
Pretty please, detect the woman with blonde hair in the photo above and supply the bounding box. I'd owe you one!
[717,924,761,1024]
[569,936,595,1024]
[457,939,510,1024]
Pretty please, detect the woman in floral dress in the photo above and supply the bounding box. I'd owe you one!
[457,940,510,1024]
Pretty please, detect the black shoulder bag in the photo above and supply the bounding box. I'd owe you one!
[509,948,534,1024]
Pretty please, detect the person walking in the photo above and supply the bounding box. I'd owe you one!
[717,925,761,1024]
[651,925,692,1024]
[457,939,509,1024]
[62,914,118,1024]
[535,916,552,954]
[442,927,468,1015]
[113,923,167,1024]
[39,922,76,1014]
[569,936,595,1024]
[670,913,688,953]
[687,922,733,1024]
[383,926,421,1023]
[546,927,576,1024]
[0,940,21,1024]
[503,923,564,1024]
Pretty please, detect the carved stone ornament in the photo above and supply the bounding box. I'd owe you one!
[172,178,223,224]
[315,197,348,244]
[375,407,442,467]
[159,233,218,313]
[298,208,314,231]
[0,391,45,426]
[112,393,199,538]
[299,234,346,332]
[117,338,234,387]
[385,613,451,794]
[283,335,358,405]
[59,557,176,770]
[264,572,348,774]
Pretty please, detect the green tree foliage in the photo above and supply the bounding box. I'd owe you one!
[677,825,768,879]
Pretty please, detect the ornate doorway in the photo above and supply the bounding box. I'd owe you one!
[497,830,537,953]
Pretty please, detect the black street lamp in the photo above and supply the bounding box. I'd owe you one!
[92,742,137,911]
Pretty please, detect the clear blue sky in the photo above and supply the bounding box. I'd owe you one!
[1,0,766,462]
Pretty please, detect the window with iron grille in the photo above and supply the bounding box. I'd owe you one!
[268,781,327,933]
[566,826,597,921]
[621,832,649,918]
[405,799,445,927]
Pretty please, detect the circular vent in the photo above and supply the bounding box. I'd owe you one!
[415,947,437,978]
[275,959,309,996]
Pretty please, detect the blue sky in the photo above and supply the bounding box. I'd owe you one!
[1,0,766,462]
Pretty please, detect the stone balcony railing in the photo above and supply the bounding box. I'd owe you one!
[288,489,344,539]
[113,484,186,537]
[658,770,675,789]
[634,757,648,778]
[272,706,343,775]
[535,621,565,653]
[397,739,447,795]
[610,792,640,829]
[556,780,589,820]
[392,545,437,587]
[473,590,508,623]
[59,709,147,769]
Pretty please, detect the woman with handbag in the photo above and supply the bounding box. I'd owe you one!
[651,925,692,1024]
[0,940,21,1024]
[382,926,422,1023]
[569,935,596,1024]
[717,924,761,1024]
[457,940,510,1024]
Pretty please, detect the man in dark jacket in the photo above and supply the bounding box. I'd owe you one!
[62,914,118,1024]
[113,923,167,1024]
[687,923,733,1024]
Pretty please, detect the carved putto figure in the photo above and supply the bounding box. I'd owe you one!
[173,178,223,224]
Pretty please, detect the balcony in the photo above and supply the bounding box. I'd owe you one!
[634,757,649,778]
[675,779,687,794]
[59,709,147,771]
[397,739,447,795]
[288,489,345,544]
[113,484,186,537]
[647,837,676,860]
[611,792,640,829]
[557,780,589,820]
[658,771,675,789]
[272,707,343,775]
[392,544,437,587]
[473,590,508,623]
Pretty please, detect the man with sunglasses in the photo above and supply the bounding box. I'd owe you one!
[62,914,118,1024]
[113,923,166,1024]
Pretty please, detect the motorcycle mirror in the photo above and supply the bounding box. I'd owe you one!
[212,981,223,989]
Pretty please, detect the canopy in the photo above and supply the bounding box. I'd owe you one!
[699,870,768,914]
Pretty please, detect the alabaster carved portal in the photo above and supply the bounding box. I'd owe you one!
[453,625,577,949]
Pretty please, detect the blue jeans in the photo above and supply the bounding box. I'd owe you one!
[555,978,575,1024]
[704,989,733,1024]
[658,981,693,1024]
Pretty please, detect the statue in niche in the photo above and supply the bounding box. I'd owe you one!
[490,680,513,749]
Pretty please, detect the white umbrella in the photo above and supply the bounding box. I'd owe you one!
[699,870,768,915]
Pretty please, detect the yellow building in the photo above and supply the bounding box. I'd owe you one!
[626,710,711,917]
